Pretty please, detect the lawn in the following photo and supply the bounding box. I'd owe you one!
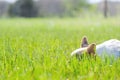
[0,18,120,80]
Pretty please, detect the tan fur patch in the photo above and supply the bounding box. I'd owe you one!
[86,43,96,56]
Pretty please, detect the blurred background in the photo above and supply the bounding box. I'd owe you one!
[0,0,120,18]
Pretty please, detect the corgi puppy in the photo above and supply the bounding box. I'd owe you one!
[71,36,96,58]
[71,43,96,56]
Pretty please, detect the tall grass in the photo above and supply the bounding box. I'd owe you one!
[0,18,120,80]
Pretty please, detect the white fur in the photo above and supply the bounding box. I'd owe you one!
[96,39,120,58]
[71,39,120,58]
[71,47,87,56]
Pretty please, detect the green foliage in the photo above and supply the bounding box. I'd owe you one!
[8,0,89,17]
[0,18,120,80]
[60,0,90,17]
[58,0,89,17]
[8,0,38,17]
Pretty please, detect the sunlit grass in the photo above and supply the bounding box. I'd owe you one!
[0,18,120,80]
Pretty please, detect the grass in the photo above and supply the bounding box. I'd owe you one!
[0,17,120,80]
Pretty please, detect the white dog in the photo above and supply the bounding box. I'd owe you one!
[71,36,120,59]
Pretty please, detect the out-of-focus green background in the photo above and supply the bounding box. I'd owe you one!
[0,0,120,80]
[0,0,120,18]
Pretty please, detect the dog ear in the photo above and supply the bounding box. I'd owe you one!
[87,43,96,56]
[81,36,89,48]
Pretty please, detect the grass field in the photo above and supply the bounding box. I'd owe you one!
[0,18,120,80]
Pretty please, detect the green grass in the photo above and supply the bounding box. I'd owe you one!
[0,18,120,80]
